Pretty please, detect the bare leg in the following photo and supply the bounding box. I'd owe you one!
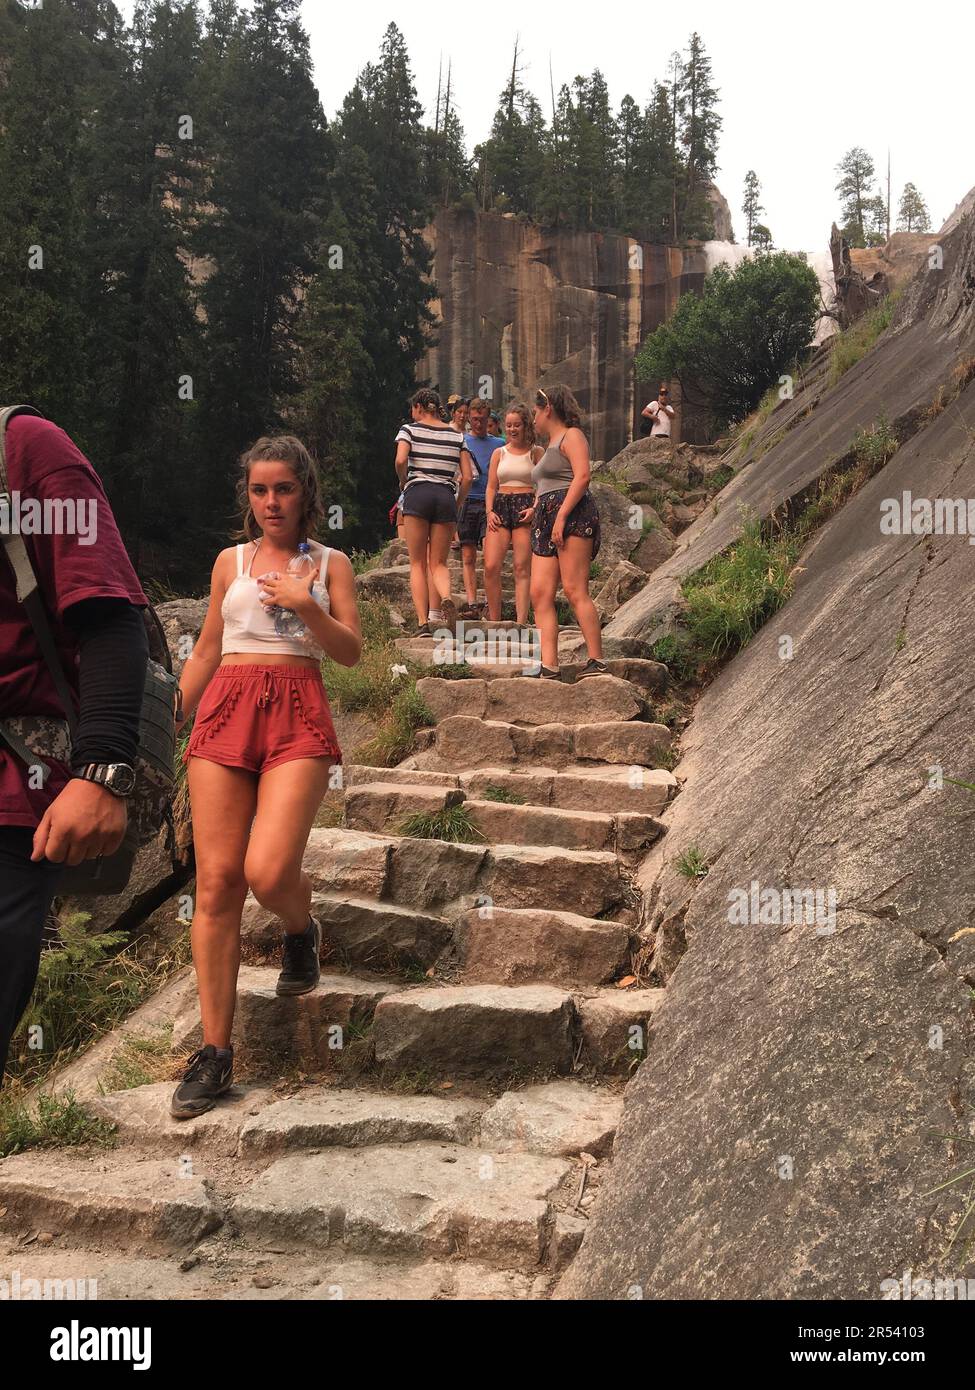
[530,554,561,670]
[243,758,337,934]
[427,521,455,613]
[404,515,432,625]
[461,544,479,607]
[186,759,258,1049]
[482,524,509,622]
[558,536,603,660]
[511,525,533,627]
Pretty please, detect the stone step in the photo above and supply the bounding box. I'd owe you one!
[299,828,631,918]
[407,650,668,696]
[432,716,672,771]
[343,782,663,863]
[90,1078,621,1164]
[343,763,677,817]
[371,983,664,1077]
[373,984,576,1076]
[455,906,631,987]
[171,965,395,1063]
[0,1152,221,1254]
[0,1240,543,1299]
[241,893,452,973]
[458,767,677,816]
[230,1141,573,1269]
[88,1082,484,1157]
[415,675,649,726]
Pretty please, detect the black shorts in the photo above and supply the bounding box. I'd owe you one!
[401,481,458,525]
[457,498,487,547]
[491,491,535,532]
[531,488,602,559]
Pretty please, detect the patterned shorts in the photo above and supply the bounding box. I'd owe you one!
[531,489,601,559]
[491,491,535,532]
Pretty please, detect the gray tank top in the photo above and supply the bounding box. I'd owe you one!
[532,434,576,496]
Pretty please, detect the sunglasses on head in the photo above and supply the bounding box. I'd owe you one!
[536,388,549,407]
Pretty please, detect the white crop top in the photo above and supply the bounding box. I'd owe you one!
[221,541,332,658]
[496,445,537,488]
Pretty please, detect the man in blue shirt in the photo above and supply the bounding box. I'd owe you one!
[458,399,504,617]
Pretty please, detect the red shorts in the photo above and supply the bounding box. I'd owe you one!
[184,664,342,774]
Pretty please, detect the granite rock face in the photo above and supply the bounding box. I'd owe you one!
[419,208,712,461]
[558,200,975,1300]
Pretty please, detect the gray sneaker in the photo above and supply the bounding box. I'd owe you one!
[170,1044,234,1120]
[275,915,322,996]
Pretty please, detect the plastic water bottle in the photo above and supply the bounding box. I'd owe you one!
[266,543,319,643]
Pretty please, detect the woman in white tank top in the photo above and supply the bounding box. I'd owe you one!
[483,403,543,624]
[168,435,362,1120]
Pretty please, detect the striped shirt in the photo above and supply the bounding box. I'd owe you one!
[396,422,466,493]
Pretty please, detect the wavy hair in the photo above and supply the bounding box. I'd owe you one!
[236,435,324,542]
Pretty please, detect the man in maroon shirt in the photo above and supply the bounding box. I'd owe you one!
[0,411,148,1081]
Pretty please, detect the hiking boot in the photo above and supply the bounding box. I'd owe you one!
[439,598,458,634]
[275,915,322,996]
[576,658,609,679]
[458,602,482,620]
[519,664,562,680]
[170,1044,234,1120]
[415,623,433,637]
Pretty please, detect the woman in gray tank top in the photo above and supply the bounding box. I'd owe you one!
[523,384,606,680]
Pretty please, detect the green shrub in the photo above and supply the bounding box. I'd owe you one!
[852,415,898,470]
[681,517,798,663]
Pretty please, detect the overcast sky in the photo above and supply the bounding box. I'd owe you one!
[122,1,973,250]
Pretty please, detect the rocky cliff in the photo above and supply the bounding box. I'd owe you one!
[558,195,975,1298]
[419,209,714,461]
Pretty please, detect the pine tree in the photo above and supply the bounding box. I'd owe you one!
[742,170,764,247]
[897,183,931,232]
[644,81,678,243]
[0,0,114,438]
[678,32,720,240]
[835,147,876,247]
[332,22,437,540]
[81,0,205,571]
[191,0,329,546]
[291,147,382,535]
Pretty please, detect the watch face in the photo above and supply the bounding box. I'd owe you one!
[107,764,137,795]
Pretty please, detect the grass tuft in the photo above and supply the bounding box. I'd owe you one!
[398,804,485,843]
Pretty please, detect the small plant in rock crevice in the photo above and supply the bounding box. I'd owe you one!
[399,804,485,844]
[675,847,710,880]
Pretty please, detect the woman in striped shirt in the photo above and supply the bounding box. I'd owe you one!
[395,389,473,635]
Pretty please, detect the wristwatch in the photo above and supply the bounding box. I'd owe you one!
[72,763,137,798]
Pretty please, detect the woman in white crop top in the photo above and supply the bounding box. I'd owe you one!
[168,435,362,1120]
[482,403,543,624]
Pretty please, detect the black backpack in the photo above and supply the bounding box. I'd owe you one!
[0,405,178,895]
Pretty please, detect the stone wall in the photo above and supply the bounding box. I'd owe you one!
[419,209,713,460]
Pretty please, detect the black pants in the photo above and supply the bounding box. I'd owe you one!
[0,828,63,1084]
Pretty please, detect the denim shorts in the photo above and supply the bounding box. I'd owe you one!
[401,481,458,525]
[457,497,487,547]
[491,491,535,532]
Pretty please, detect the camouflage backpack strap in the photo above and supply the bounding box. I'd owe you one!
[0,405,77,779]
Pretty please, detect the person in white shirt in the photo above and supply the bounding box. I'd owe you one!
[641,384,676,463]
